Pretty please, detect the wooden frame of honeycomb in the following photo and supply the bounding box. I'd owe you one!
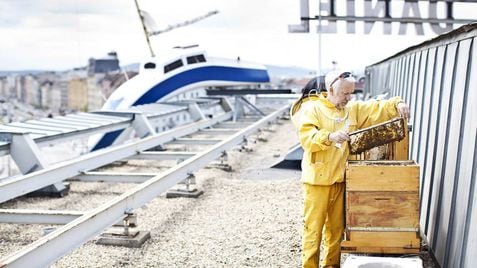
[348,117,405,154]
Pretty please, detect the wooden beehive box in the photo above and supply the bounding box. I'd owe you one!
[341,160,421,254]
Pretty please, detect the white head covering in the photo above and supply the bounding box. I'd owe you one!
[325,70,356,93]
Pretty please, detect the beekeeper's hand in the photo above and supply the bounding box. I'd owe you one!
[329,131,349,144]
[397,102,410,120]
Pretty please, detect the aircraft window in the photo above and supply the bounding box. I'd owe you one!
[186,54,206,64]
[197,55,206,62]
[186,57,196,64]
[164,59,184,73]
[144,62,156,69]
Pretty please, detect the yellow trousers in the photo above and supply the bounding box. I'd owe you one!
[302,182,345,268]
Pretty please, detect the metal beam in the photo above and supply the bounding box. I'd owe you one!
[5,124,61,135]
[0,101,221,157]
[131,114,155,138]
[71,172,157,183]
[127,151,197,161]
[68,113,124,123]
[0,209,84,225]
[0,120,132,157]
[0,112,232,204]
[23,121,80,130]
[199,129,237,135]
[238,96,266,116]
[0,105,289,268]
[37,118,91,128]
[8,133,67,193]
[236,117,263,123]
[0,209,133,227]
[215,122,251,129]
[140,106,188,119]
[187,102,206,121]
[65,111,133,122]
[9,133,47,174]
[49,116,105,125]
[0,127,45,136]
[8,122,68,133]
[206,89,293,95]
[168,138,222,145]
[255,94,300,101]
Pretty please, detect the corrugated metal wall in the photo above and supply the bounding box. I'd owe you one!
[364,24,477,268]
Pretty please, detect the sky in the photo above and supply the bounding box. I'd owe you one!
[0,0,475,73]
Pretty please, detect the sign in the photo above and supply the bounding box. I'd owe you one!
[289,0,477,35]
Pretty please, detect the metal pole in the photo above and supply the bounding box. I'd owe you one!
[134,0,155,58]
[318,0,322,76]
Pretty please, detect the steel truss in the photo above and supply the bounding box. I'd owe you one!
[0,101,290,267]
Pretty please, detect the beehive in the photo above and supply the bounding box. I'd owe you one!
[341,160,421,254]
[348,118,405,154]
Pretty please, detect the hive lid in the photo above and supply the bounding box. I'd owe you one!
[348,117,405,154]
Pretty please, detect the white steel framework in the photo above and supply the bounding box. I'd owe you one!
[0,100,290,267]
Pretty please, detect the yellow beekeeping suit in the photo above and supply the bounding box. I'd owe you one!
[291,93,402,268]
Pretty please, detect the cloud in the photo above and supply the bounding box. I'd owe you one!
[1,0,470,71]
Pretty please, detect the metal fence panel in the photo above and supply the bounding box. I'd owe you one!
[401,56,411,104]
[457,37,477,268]
[416,48,436,226]
[404,53,416,105]
[428,41,458,263]
[421,46,446,235]
[439,38,472,267]
[462,131,477,268]
[416,48,435,170]
[411,51,427,161]
[365,24,477,268]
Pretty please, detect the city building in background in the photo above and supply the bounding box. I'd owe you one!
[87,51,120,76]
[0,51,138,121]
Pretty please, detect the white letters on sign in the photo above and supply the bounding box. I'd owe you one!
[288,0,475,35]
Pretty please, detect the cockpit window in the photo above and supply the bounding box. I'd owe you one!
[144,62,156,69]
[186,54,206,64]
[164,59,184,73]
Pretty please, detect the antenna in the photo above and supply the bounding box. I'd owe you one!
[148,10,219,36]
[134,0,155,57]
[133,0,219,58]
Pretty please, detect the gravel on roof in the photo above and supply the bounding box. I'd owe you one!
[1,118,304,267]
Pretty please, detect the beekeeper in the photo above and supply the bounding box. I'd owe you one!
[290,70,410,268]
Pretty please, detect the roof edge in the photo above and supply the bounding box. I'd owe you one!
[368,23,477,67]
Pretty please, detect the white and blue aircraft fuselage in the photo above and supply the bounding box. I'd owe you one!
[92,50,270,150]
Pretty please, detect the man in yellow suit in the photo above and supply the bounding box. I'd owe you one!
[290,70,410,268]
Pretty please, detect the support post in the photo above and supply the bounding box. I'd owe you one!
[188,103,206,121]
[238,96,266,116]
[233,96,244,122]
[166,173,203,198]
[7,132,68,197]
[131,113,155,138]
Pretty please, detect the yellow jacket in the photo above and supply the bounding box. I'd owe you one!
[290,93,402,185]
